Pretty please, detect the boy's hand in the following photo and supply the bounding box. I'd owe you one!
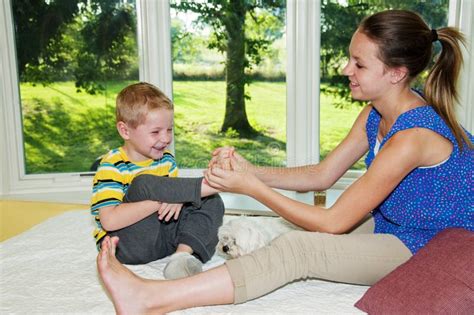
[158,203,183,221]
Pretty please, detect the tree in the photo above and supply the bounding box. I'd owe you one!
[12,0,137,94]
[171,0,285,137]
[75,1,137,93]
[12,0,80,82]
[171,19,204,64]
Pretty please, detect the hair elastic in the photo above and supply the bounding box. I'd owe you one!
[431,29,438,42]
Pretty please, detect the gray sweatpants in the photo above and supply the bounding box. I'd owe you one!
[107,174,224,265]
[225,216,412,304]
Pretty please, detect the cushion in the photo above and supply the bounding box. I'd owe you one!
[355,228,474,314]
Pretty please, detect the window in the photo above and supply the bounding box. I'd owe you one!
[1,0,472,205]
[11,0,139,175]
[169,1,287,170]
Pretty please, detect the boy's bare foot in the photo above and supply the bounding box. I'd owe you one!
[97,236,161,314]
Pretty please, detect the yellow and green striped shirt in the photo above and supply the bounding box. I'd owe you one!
[90,147,178,244]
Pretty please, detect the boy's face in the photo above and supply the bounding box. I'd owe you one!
[119,108,173,161]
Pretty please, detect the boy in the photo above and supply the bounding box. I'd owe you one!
[90,82,224,279]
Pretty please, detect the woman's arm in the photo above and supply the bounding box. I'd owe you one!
[206,128,427,233]
[213,105,372,192]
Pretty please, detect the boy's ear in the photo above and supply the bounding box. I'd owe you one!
[390,66,409,84]
[116,121,130,140]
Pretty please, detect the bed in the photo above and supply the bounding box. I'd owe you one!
[0,210,368,314]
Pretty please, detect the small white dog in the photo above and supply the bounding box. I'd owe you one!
[217,216,301,259]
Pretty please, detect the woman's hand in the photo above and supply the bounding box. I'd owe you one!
[209,147,256,173]
[208,147,234,170]
[203,164,260,195]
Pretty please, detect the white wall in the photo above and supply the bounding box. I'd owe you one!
[456,0,474,133]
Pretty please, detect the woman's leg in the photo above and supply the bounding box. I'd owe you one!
[98,236,234,314]
[226,229,412,303]
[98,229,411,313]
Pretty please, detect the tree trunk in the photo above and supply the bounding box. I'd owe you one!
[220,0,257,137]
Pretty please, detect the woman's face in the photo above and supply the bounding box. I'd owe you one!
[342,29,393,103]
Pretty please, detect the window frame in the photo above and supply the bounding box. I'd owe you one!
[1,0,472,206]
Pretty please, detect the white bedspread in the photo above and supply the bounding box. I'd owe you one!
[0,210,367,314]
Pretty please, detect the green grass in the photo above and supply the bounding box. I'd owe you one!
[19,81,365,173]
[172,81,287,168]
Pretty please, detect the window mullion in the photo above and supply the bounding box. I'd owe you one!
[1,0,26,192]
[286,0,320,204]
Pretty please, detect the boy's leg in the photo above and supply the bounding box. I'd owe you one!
[108,175,206,265]
[123,174,204,206]
[225,230,412,304]
[162,194,224,279]
[122,174,225,276]
[106,214,164,265]
[174,194,225,262]
[124,174,224,261]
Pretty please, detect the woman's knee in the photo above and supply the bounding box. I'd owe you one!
[271,230,336,259]
[270,230,316,255]
[273,230,313,245]
[257,230,318,281]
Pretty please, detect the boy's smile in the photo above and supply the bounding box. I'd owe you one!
[120,108,174,162]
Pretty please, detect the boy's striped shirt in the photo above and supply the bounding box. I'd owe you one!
[90,147,178,244]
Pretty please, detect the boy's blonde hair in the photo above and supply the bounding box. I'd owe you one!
[116,82,173,128]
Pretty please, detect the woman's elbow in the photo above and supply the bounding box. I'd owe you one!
[323,224,346,234]
[309,213,347,234]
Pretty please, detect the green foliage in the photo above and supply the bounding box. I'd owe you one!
[12,0,80,78]
[171,19,206,64]
[320,1,369,79]
[13,0,138,94]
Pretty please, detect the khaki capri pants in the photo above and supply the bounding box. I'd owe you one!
[225,216,412,304]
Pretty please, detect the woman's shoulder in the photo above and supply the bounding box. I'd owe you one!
[354,104,377,125]
[390,106,452,138]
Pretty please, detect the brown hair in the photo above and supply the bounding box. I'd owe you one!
[116,82,173,128]
[359,10,472,149]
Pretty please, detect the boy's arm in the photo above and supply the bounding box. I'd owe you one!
[99,200,161,231]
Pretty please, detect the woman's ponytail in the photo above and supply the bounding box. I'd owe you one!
[424,28,472,149]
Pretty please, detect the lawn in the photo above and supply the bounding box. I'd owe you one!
[19,81,365,174]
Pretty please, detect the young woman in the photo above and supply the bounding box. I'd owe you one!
[96,10,473,314]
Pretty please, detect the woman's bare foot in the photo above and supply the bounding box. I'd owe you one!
[97,236,162,314]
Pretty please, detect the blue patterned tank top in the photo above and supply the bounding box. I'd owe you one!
[365,105,473,253]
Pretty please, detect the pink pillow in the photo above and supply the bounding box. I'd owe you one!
[355,228,474,314]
